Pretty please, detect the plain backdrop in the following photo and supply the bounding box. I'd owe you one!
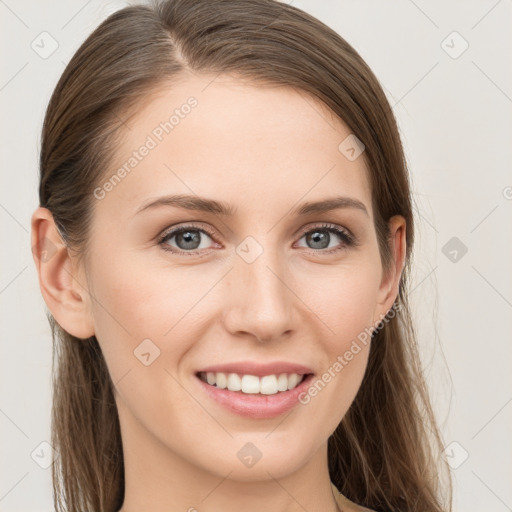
[1,1,511,511]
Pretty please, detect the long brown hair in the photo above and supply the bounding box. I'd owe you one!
[37,0,452,510]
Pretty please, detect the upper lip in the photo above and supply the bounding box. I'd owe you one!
[196,361,314,377]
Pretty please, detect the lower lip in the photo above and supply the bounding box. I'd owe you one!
[195,374,315,419]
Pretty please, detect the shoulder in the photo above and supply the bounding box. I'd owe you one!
[331,482,376,512]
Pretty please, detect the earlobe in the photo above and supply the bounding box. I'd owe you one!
[373,215,407,324]
[31,207,95,339]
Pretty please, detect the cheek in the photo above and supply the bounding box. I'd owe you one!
[302,260,381,347]
[91,248,216,324]
[294,262,380,420]
[86,253,220,377]
[86,255,213,435]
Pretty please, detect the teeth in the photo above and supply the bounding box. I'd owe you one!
[227,372,241,391]
[200,372,307,395]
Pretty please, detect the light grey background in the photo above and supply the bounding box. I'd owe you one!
[1,1,511,511]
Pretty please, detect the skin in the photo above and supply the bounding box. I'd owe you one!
[32,71,406,512]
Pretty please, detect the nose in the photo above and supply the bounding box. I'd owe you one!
[222,247,296,343]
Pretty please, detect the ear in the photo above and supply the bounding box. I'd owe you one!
[31,207,95,339]
[373,215,407,324]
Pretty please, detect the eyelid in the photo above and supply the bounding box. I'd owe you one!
[157,221,357,255]
[296,222,354,241]
[158,221,216,240]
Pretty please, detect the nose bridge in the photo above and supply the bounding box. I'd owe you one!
[223,237,295,341]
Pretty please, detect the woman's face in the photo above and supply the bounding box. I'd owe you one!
[76,72,403,482]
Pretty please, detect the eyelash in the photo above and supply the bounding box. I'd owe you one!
[157,222,356,256]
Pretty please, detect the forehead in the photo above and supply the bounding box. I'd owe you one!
[99,72,373,219]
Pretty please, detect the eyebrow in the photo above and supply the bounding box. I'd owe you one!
[135,194,237,216]
[135,194,369,217]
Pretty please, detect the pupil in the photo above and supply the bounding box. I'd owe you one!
[307,230,329,249]
[177,230,201,250]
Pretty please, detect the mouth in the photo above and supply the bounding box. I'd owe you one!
[194,371,316,419]
[195,371,312,395]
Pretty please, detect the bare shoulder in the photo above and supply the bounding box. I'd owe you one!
[331,483,376,512]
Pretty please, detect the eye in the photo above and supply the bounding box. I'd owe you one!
[157,222,356,256]
[295,223,355,254]
[158,224,217,254]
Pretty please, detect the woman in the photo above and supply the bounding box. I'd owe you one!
[31,0,452,510]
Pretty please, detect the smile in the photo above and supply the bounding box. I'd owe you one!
[195,372,315,419]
